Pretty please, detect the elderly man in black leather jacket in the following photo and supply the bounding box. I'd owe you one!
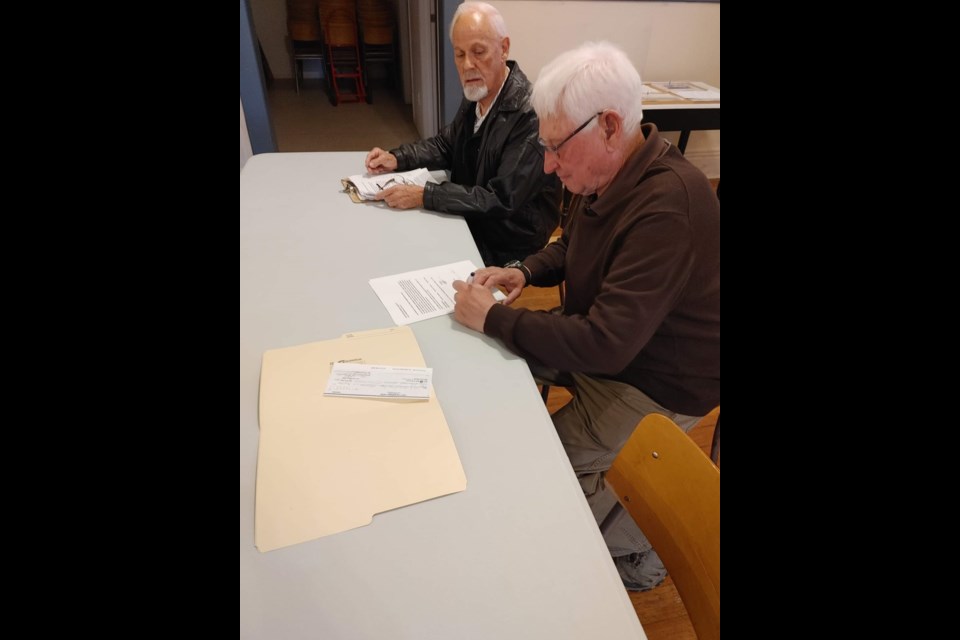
[364,2,559,266]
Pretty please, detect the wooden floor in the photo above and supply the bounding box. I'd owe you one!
[513,275,719,640]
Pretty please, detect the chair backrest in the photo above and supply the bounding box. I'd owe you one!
[605,413,720,640]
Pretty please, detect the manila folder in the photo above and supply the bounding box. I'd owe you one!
[255,326,466,552]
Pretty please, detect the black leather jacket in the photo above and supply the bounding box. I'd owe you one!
[391,61,560,266]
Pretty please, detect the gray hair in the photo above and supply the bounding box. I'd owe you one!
[449,2,509,41]
[532,42,644,138]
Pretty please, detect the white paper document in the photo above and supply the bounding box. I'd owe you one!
[369,259,505,325]
[343,168,438,201]
[324,363,433,399]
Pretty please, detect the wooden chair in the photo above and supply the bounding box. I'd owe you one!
[710,409,720,465]
[602,413,720,640]
[288,18,326,95]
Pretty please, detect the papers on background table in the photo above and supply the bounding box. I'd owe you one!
[341,168,438,203]
[256,326,466,552]
[649,81,720,102]
[641,83,674,101]
[369,259,506,326]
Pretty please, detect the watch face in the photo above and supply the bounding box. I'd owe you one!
[504,260,522,268]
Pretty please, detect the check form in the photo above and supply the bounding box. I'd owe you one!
[325,363,432,399]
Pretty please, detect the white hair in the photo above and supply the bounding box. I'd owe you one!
[532,42,644,137]
[449,2,508,41]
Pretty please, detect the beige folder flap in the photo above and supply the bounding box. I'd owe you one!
[255,326,466,552]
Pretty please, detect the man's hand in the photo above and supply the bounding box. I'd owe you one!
[365,147,398,174]
[452,280,499,332]
[472,267,526,305]
[374,184,425,209]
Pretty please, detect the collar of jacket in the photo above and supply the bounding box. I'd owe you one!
[589,123,670,219]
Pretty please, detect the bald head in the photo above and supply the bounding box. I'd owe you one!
[449,2,508,41]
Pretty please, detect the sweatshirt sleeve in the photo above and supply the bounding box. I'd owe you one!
[484,211,695,375]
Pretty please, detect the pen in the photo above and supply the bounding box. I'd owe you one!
[377,177,398,191]
[466,272,475,284]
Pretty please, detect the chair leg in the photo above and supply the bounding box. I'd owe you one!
[540,384,551,404]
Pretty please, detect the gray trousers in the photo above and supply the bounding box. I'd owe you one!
[552,373,700,557]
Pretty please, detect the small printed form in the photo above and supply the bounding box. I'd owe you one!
[369,259,504,325]
[324,363,433,399]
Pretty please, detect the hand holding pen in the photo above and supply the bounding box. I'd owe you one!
[451,277,498,332]
[374,181,425,209]
[467,267,526,305]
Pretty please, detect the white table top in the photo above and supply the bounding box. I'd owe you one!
[240,152,645,640]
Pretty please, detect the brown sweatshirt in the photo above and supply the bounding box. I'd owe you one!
[483,124,720,415]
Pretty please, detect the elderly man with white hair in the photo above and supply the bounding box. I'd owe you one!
[365,1,559,267]
[452,41,720,591]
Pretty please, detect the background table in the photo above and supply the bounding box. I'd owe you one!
[642,82,720,154]
[240,152,645,639]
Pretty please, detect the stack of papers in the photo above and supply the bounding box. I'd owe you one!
[649,81,720,101]
[341,168,438,202]
[641,83,674,101]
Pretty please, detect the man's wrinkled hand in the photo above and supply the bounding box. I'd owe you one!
[374,185,425,210]
[452,280,498,332]
[365,147,397,174]
[471,267,526,305]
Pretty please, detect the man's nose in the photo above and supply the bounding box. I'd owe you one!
[543,152,558,174]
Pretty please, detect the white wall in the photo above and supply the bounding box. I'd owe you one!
[493,1,720,178]
[250,0,290,80]
[494,1,719,90]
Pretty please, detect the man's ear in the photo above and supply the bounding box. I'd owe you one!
[501,37,510,61]
[600,111,623,146]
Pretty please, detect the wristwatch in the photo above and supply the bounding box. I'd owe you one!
[503,260,531,285]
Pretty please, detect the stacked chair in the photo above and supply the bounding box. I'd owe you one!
[357,0,399,101]
[319,0,367,104]
[287,0,398,105]
[287,0,326,95]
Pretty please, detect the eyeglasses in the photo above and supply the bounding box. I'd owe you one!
[538,112,603,156]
